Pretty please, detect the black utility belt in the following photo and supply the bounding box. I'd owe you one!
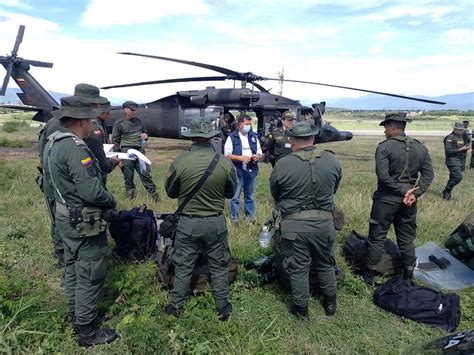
[179,212,223,218]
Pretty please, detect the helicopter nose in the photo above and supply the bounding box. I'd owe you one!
[339,131,353,141]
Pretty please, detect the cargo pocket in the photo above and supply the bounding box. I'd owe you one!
[89,257,107,282]
[171,221,193,266]
[281,239,294,274]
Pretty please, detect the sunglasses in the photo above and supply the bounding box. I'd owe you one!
[284,118,295,121]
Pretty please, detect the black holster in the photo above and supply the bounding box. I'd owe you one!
[69,206,84,227]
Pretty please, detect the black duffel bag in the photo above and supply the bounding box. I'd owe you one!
[108,205,157,261]
[374,276,461,332]
[341,230,403,276]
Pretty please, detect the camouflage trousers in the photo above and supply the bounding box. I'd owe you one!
[445,159,464,191]
[170,214,230,309]
[280,217,336,308]
[56,207,109,325]
[122,153,157,198]
[367,198,417,270]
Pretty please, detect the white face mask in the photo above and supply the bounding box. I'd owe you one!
[242,124,251,133]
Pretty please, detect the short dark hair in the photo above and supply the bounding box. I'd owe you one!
[386,120,406,130]
[462,120,469,124]
[237,113,251,124]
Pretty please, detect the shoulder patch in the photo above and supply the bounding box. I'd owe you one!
[81,156,93,167]
[93,130,103,137]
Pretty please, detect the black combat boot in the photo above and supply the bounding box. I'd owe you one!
[289,304,309,321]
[362,268,376,286]
[442,189,452,200]
[76,323,119,347]
[217,302,233,322]
[164,304,183,318]
[323,295,337,317]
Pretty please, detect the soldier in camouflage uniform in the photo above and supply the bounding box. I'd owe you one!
[37,83,118,266]
[83,88,121,187]
[363,113,434,285]
[270,121,342,319]
[265,111,295,167]
[218,112,236,142]
[43,95,118,347]
[442,122,470,200]
[164,117,237,321]
[112,100,159,201]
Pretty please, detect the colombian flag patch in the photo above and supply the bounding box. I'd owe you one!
[81,157,92,167]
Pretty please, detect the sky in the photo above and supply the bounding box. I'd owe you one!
[0,0,473,105]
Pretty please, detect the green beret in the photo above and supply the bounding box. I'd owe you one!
[285,121,319,137]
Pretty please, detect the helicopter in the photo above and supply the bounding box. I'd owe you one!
[1,25,446,145]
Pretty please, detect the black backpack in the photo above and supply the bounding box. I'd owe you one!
[341,230,403,276]
[108,205,157,261]
[374,276,461,332]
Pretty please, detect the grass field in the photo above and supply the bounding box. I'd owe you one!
[324,112,473,131]
[0,125,473,353]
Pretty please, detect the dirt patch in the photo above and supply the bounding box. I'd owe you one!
[0,146,37,159]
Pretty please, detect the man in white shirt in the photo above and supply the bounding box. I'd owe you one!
[224,113,262,224]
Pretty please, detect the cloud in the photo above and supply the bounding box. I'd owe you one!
[81,0,210,28]
[0,0,31,9]
[407,20,422,26]
[444,28,473,47]
[1,4,472,106]
[356,4,456,23]
[376,31,397,42]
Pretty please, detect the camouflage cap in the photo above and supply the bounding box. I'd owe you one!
[285,121,319,137]
[453,122,467,131]
[281,111,295,120]
[181,117,221,139]
[379,112,412,126]
[53,95,102,120]
[74,83,109,105]
[122,100,139,111]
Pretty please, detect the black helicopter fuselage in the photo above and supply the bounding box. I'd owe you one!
[107,87,353,144]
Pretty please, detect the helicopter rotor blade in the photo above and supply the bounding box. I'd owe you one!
[253,82,269,93]
[12,25,25,56]
[263,77,446,105]
[101,75,228,90]
[23,59,54,68]
[118,52,240,76]
[1,62,13,96]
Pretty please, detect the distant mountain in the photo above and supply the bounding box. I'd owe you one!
[0,88,126,106]
[3,87,473,111]
[301,92,474,110]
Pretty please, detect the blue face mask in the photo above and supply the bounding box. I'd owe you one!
[242,124,251,133]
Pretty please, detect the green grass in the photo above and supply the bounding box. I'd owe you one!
[325,112,474,131]
[0,131,473,353]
